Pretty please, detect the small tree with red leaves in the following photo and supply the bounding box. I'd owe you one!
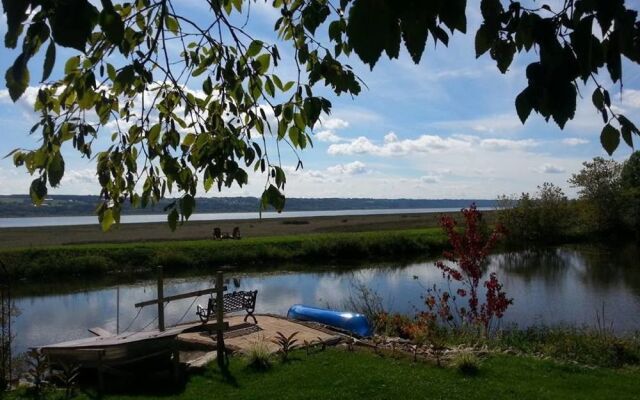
[425,204,512,335]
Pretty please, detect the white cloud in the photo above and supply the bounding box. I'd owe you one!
[63,168,97,185]
[315,117,351,143]
[430,113,523,135]
[327,133,538,156]
[480,138,538,151]
[536,164,566,174]
[562,137,589,146]
[316,130,343,143]
[319,117,349,130]
[0,86,40,120]
[328,134,473,156]
[384,132,398,143]
[621,89,640,109]
[326,161,368,175]
[420,175,440,184]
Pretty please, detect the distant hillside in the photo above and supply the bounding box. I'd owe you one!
[0,195,496,218]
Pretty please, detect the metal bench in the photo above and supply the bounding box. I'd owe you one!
[197,290,258,324]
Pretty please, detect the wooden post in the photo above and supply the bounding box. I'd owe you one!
[116,287,120,335]
[171,341,180,384]
[97,351,104,397]
[157,266,165,332]
[215,271,226,367]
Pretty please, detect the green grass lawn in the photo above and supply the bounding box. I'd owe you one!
[0,228,447,280]
[49,349,637,400]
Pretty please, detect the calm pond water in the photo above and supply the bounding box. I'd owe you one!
[9,243,640,354]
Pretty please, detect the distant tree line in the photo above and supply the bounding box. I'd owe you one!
[0,196,497,218]
[497,151,640,244]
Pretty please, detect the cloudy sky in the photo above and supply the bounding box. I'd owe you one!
[1,1,639,200]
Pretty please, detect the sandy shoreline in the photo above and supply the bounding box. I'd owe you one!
[0,210,489,249]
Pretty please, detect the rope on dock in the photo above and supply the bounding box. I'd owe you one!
[174,295,201,326]
[120,306,143,335]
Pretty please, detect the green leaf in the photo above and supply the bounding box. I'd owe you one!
[180,194,195,220]
[431,26,449,47]
[50,0,99,51]
[329,20,343,42]
[439,0,467,33]
[283,81,295,92]
[265,77,275,97]
[247,40,263,58]
[550,82,577,129]
[621,124,634,148]
[491,40,515,73]
[202,76,213,95]
[42,41,56,82]
[99,2,125,45]
[399,6,429,64]
[600,124,620,155]
[29,177,48,206]
[100,208,115,232]
[475,23,492,58]
[619,115,638,148]
[168,208,179,231]
[605,31,622,83]
[5,54,29,102]
[302,1,330,35]
[347,0,389,68]
[592,88,604,111]
[515,88,532,123]
[261,184,285,212]
[3,0,29,48]
[256,53,271,74]
[65,56,80,74]
[48,152,65,187]
[148,123,161,143]
[23,21,50,58]
[165,15,179,34]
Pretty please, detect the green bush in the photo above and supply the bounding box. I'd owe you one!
[245,337,272,371]
[497,183,576,244]
[451,351,480,376]
[493,326,640,368]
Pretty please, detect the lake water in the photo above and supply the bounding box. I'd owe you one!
[0,207,490,228]
[8,242,640,355]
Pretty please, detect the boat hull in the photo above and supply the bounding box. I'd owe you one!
[287,304,373,337]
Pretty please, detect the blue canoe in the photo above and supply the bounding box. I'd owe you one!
[287,304,374,337]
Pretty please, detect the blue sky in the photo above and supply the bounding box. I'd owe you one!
[1,0,639,200]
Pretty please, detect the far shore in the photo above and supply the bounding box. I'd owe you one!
[0,210,494,249]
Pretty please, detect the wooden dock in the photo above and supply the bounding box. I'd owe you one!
[178,314,342,356]
[41,320,224,368]
[38,268,344,387]
[41,315,343,369]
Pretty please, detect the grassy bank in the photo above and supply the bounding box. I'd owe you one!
[0,228,447,280]
[10,349,640,399]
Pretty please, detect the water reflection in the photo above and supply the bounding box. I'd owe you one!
[11,243,640,355]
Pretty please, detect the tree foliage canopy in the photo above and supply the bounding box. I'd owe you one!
[3,0,640,229]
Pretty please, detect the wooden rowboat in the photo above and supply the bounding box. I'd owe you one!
[40,320,223,368]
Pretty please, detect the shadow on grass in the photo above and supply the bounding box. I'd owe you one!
[201,358,239,389]
[70,369,188,399]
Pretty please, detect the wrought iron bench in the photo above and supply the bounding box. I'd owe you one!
[197,290,258,324]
